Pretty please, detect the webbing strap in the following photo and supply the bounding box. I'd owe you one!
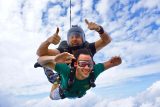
[70,0,71,28]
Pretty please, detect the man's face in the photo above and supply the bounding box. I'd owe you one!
[76,54,93,79]
[69,33,83,46]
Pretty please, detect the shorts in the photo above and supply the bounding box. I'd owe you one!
[50,87,61,100]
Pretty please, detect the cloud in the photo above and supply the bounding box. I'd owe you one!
[16,80,160,107]
[0,0,159,107]
[95,61,160,89]
[0,91,26,107]
[131,0,160,13]
[23,91,101,107]
[94,81,160,107]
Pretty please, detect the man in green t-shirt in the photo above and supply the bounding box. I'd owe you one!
[38,49,121,100]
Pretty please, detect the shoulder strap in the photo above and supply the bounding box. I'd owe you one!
[83,41,94,58]
[58,41,71,53]
[67,66,76,90]
[67,59,76,91]
[58,41,68,48]
[89,69,96,88]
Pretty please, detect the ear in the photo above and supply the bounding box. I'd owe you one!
[74,62,77,67]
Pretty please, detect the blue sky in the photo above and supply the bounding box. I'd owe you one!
[0,0,160,107]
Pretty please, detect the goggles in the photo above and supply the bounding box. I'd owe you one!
[78,60,93,68]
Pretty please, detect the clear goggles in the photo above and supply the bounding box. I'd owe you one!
[78,60,93,68]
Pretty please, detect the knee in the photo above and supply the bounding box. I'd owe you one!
[50,90,56,100]
[49,91,58,100]
[49,88,61,100]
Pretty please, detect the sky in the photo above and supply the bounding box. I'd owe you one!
[0,0,160,107]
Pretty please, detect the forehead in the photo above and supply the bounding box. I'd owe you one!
[70,32,81,37]
[78,54,92,60]
[69,35,82,39]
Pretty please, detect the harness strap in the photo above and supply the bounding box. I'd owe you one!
[59,86,66,99]
[67,67,76,90]
[89,70,96,87]
[69,0,72,28]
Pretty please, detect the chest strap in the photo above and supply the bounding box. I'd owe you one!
[59,86,65,99]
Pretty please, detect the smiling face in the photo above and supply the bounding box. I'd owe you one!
[69,33,83,46]
[75,54,93,80]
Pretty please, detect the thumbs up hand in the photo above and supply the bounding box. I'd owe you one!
[47,27,61,45]
[85,19,100,31]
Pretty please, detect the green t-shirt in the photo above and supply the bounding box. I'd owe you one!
[55,63,105,98]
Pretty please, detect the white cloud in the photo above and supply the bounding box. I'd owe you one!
[21,0,49,31]
[0,91,26,107]
[96,0,110,15]
[95,61,160,88]
[9,80,160,107]
[82,0,93,12]
[131,0,160,13]
[136,81,160,103]
[156,19,160,25]
[94,81,160,107]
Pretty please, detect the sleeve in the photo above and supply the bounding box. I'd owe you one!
[55,63,70,75]
[56,41,68,53]
[89,42,96,56]
[56,47,64,53]
[93,63,105,79]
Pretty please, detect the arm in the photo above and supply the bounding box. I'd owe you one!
[103,56,122,70]
[37,56,57,69]
[36,40,60,56]
[37,52,75,70]
[95,31,111,52]
[85,19,112,52]
[36,27,61,56]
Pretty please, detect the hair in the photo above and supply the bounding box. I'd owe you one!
[74,48,92,61]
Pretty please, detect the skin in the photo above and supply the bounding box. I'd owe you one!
[75,54,93,80]
[69,35,83,46]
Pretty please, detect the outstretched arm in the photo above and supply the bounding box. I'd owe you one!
[36,27,61,56]
[85,19,111,52]
[103,56,122,70]
[37,52,75,70]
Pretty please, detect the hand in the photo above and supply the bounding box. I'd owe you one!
[54,52,75,64]
[47,27,61,45]
[109,56,122,67]
[85,19,100,31]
